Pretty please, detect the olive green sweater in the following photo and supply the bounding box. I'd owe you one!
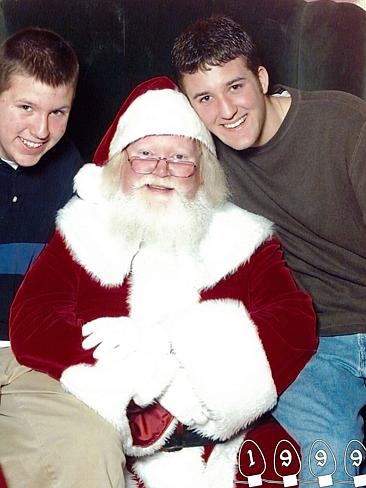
[216,86,366,335]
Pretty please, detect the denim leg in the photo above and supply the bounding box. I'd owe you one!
[272,334,366,487]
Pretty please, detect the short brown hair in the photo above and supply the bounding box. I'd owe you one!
[172,15,261,85]
[0,27,79,94]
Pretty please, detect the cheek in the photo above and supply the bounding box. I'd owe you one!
[120,165,141,193]
[50,117,69,138]
[246,87,264,110]
[179,174,201,200]
[191,102,215,127]
[5,114,24,134]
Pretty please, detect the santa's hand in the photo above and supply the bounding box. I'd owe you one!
[129,326,179,407]
[82,316,139,360]
[159,367,209,426]
[82,316,179,407]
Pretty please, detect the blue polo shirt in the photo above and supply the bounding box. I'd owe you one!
[0,137,83,340]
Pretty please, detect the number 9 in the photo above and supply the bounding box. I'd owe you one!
[351,449,363,467]
[280,449,292,467]
[315,449,327,467]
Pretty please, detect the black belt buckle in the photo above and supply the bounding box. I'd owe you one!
[162,424,221,451]
[163,423,185,451]
[162,443,184,452]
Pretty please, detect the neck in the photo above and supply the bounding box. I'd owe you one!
[257,94,291,146]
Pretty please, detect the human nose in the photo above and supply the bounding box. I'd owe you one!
[30,113,50,140]
[218,95,238,120]
[152,158,170,177]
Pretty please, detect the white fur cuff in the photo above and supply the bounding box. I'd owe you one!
[61,362,131,435]
[169,299,277,440]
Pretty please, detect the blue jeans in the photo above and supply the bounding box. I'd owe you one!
[273,334,366,487]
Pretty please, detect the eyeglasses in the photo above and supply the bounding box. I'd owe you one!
[126,151,197,178]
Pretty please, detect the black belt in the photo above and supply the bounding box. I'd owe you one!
[161,414,271,452]
[162,424,225,452]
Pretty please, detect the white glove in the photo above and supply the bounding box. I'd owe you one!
[81,316,179,407]
[159,367,210,427]
[82,316,139,360]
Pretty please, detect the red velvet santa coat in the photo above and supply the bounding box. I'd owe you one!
[10,164,317,487]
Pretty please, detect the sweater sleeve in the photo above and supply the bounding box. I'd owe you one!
[9,230,94,379]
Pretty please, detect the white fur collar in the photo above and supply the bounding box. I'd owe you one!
[57,164,273,288]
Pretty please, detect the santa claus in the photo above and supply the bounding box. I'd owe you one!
[10,76,317,487]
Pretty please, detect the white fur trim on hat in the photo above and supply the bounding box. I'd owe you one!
[109,89,216,157]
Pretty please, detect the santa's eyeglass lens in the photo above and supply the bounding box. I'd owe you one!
[126,153,197,178]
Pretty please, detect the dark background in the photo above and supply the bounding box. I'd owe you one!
[0,0,365,160]
[0,0,365,456]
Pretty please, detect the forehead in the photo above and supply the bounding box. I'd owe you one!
[182,57,254,94]
[3,73,74,102]
[128,135,199,154]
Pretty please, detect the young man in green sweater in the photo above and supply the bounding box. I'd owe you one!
[172,14,366,487]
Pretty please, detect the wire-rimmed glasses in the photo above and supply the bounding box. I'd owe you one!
[126,151,197,178]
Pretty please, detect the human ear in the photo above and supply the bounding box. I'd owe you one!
[257,66,269,95]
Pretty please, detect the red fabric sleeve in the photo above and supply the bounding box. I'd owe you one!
[9,231,94,379]
[201,237,318,395]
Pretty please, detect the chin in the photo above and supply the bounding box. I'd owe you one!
[147,200,171,211]
[16,157,43,167]
[226,136,258,151]
[143,191,175,208]
[221,140,246,151]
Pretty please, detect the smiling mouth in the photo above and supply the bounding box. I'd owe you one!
[223,115,247,129]
[146,184,174,191]
[19,137,45,149]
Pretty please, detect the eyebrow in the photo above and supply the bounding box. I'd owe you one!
[50,105,71,111]
[225,76,246,87]
[192,76,247,100]
[192,90,210,101]
[16,98,71,111]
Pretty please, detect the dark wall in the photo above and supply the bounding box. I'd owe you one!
[0,0,365,159]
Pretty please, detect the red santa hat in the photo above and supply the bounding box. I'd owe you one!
[93,76,215,165]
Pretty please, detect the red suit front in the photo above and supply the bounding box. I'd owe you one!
[10,163,317,487]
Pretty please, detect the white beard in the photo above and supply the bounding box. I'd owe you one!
[106,182,214,255]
